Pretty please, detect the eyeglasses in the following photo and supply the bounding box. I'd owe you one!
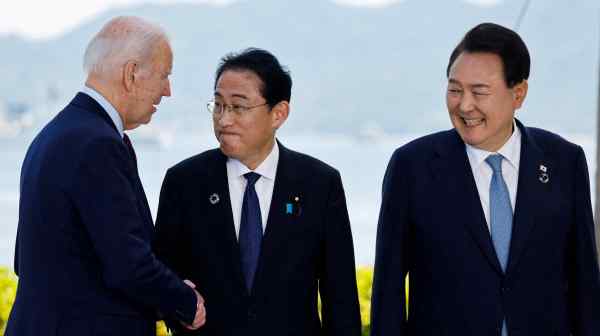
[207,100,269,118]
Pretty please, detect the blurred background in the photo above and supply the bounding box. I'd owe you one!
[1,0,598,268]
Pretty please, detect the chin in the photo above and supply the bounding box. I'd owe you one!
[458,131,483,147]
[219,143,236,157]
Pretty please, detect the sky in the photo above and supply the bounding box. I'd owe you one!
[0,0,502,39]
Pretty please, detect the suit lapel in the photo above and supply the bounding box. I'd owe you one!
[72,93,155,234]
[430,130,503,275]
[71,92,120,135]
[506,120,547,275]
[252,142,298,294]
[262,143,297,242]
[206,151,248,292]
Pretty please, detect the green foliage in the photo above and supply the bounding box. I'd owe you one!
[0,267,17,334]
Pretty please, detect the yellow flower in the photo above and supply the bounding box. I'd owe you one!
[0,267,18,334]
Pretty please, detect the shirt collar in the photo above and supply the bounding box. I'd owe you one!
[466,120,521,170]
[228,141,279,181]
[81,85,124,138]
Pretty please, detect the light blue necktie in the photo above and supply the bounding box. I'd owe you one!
[239,172,262,293]
[485,154,513,336]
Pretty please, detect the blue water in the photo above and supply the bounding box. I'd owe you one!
[0,130,596,267]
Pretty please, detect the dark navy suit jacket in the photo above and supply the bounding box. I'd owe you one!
[6,93,197,336]
[153,143,362,335]
[370,120,600,336]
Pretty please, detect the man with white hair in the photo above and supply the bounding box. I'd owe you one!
[6,16,205,336]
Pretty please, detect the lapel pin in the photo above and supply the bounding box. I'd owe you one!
[286,195,302,216]
[209,193,220,205]
[538,164,549,184]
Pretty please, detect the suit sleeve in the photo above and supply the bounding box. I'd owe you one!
[568,146,600,336]
[370,148,410,336]
[153,167,193,333]
[318,170,362,336]
[68,138,197,325]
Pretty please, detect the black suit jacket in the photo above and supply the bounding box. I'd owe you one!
[154,143,362,335]
[370,120,600,336]
[6,93,197,336]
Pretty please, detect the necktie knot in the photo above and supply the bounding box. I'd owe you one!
[244,172,261,187]
[485,154,504,174]
[123,133,132,147]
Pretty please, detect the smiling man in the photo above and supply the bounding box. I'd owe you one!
[370,23,600,336]
[153,48,361,335]
[6,16,206,336]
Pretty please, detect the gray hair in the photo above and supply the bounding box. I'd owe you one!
[83,16,169,76]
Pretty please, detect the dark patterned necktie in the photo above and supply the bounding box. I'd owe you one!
[122,133,153,226]
[239,172,262,293]
[122,133,137,170]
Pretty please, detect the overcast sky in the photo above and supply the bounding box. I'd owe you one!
[0,0,501,39]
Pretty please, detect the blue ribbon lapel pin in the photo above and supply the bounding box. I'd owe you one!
[286,195,302,216]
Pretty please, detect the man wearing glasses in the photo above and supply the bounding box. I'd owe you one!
[153,48,361,335]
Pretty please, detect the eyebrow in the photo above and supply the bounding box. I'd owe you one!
[213,92,249,100]
[448,79,490,89]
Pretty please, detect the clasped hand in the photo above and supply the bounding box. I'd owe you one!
[182,279,206,330]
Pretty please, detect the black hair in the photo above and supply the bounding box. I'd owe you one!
[447,23,530,88]
[215,48,292,107]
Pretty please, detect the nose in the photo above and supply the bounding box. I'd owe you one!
[215,109,234,128]
[163,79,172,97]
[459,91,475,113]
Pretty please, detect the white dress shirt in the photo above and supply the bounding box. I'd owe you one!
[227,142,279,240]
[466,121,521,230]
[81,86,124,138]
